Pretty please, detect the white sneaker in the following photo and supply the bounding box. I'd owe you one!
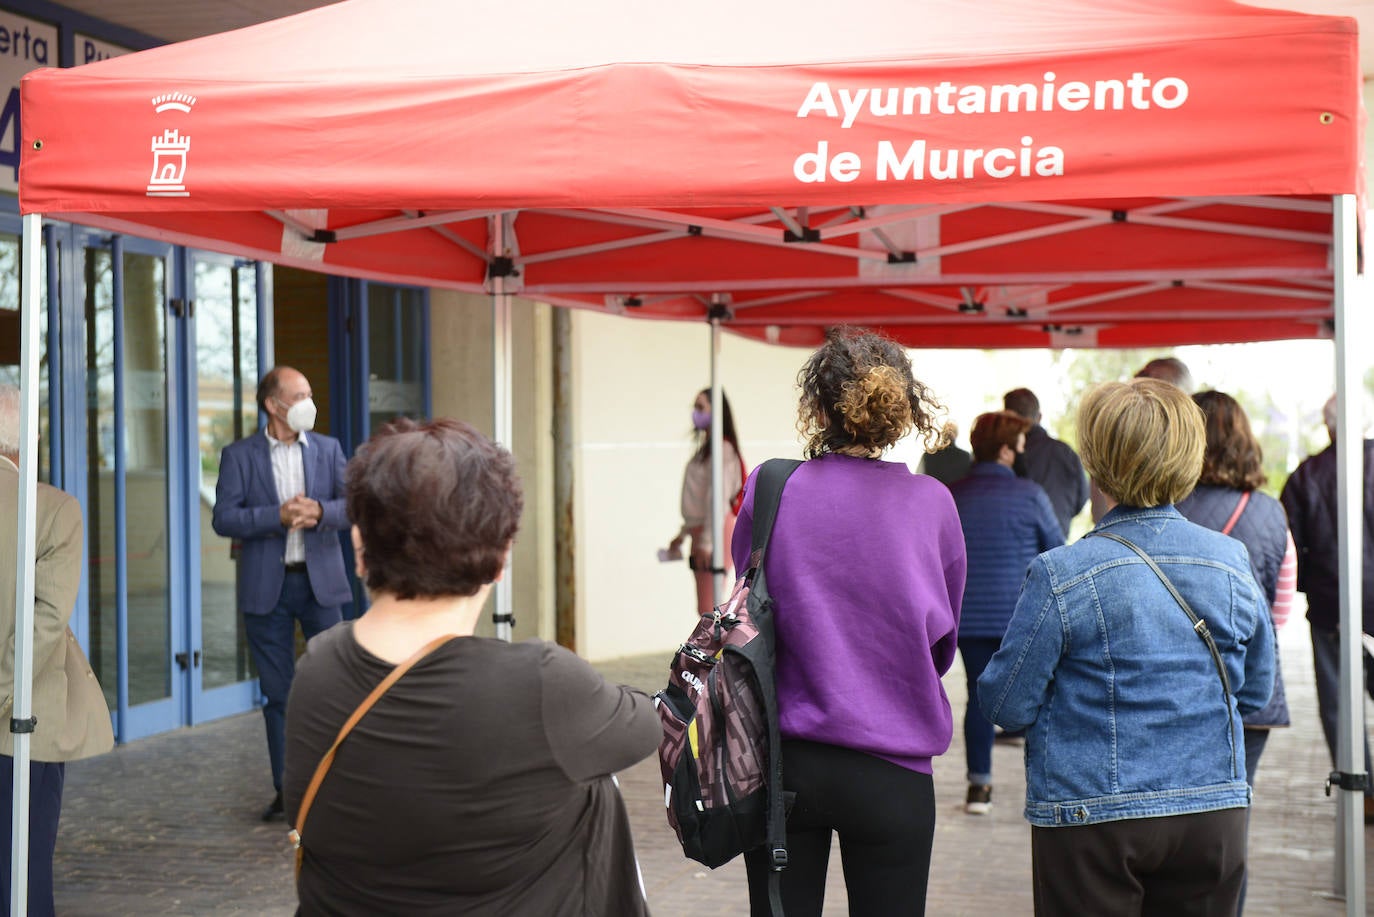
[965,784,992,815]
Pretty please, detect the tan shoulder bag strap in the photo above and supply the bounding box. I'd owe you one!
[289,633,458,876]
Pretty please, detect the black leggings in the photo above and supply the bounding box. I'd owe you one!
[743,739,936,917]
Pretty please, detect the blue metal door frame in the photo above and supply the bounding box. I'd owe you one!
[182,250,258,725]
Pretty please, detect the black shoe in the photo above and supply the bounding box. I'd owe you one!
[261,792,285,822]
[965,784,993,815]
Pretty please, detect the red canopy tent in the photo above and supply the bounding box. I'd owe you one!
[8,0,1371,911]
[15,0,1365,348]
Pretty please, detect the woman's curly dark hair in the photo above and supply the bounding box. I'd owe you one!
[346,417,524,599]
[1193,390,1267,491]
[796,327,945,459]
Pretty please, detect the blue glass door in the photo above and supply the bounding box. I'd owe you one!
[185,252,264,723]
[81,232,183,741]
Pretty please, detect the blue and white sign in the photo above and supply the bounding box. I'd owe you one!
[73,33,130,67]
[0,10,57,194]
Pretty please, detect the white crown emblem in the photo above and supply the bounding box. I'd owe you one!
[151,92,197,114]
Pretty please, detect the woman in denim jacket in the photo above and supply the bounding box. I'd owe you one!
[977,379,1275,917]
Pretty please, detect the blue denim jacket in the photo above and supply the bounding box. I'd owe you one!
[976,505,1275,827]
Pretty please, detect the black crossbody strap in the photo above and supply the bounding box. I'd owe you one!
[747,459,804,572]
[1090,531,1232,701]
[741,457,802,917]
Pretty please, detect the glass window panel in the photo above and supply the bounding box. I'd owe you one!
[85,247,171,709]
[195,260,257,689]
[366,284,425,432]
[0,232,50,482]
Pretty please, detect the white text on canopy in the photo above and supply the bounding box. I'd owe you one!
[791,71,1190,183]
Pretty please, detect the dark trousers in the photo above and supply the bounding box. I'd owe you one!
[958,637,1001,784]
[743,739,935,917]
[0,756,64,917]
[1310,623,1372,791]
[1031,807,1247,917]
[243,570,342,792]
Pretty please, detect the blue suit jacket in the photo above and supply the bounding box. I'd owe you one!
[211,430,352,615]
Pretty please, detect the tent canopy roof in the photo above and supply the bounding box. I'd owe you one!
[17,0,1364,348]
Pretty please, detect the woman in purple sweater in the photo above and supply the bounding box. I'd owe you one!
[732,328,967,917]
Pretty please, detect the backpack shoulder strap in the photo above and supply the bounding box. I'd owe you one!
[748,459,804,570]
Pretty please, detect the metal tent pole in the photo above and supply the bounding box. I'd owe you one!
[1330,192,1365,916]
[10,212,44,916]
[491,213,515,641]
[707,301,727,608]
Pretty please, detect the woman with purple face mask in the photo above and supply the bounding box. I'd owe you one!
[666,388,744,616]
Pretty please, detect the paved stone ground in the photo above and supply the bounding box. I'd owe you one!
[51,621,1367,914]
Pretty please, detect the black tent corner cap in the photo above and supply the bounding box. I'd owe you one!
[623,296,643,308]
[686,225,703,236]
[887,251,916,264]
[1006,307,1028,318]
[309,229,338,244]
[783,227,821,243]
[1111,210,1128,223]
[487,256,517,279]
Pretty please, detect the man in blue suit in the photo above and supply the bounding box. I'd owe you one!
[212,366,351,821]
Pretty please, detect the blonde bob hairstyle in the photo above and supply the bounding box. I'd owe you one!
[1077,378,1205,508]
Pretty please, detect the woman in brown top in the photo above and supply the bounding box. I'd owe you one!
[284,418,661,916]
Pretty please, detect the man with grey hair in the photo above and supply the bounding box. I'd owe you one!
[1280,392,1374,821]
[211,366,350,821]
[0,384,113,913]
[1134,356,1194,393]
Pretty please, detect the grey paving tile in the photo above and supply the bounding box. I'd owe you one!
[50,620,1361,914]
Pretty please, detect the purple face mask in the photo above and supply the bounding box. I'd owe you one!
[691,409,710,431]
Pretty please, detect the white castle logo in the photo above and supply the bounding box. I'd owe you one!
[147,93,196,197]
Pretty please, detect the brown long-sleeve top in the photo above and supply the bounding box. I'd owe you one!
[284,623,661,916]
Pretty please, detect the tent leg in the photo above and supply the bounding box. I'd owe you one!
[708,305,725,608]
[1330,192,1365,917]
[11,212,43,917]
[491,213,515,642]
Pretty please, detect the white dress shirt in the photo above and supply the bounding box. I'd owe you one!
[265,430,308,564]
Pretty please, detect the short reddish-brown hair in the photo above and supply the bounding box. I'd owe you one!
[969,411,1031,463]
[346,418,523,599]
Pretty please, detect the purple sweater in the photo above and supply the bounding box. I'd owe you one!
[731,454,966,774]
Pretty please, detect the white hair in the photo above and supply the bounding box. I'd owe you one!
[1324,392,1374,438]
[0,384,19,456]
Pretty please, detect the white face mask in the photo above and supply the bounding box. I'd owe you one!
[280,397,317,434]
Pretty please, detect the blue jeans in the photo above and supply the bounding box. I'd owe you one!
[959,637,1001,785]
[243,570,342,792]
[1309,623,1372,794]
[0,756,63,917]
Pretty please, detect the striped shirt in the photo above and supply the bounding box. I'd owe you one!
[266,430,308,564]
[1272,529,1297,630]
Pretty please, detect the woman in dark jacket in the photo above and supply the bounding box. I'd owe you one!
[1176,391,1295,915]
[947,411,1062,815]
[1176,390,1293,781]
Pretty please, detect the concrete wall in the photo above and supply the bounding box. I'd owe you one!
[568,310,810,661]
[430,291,555,642]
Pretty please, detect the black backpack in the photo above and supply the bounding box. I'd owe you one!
[654,457,800,916]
